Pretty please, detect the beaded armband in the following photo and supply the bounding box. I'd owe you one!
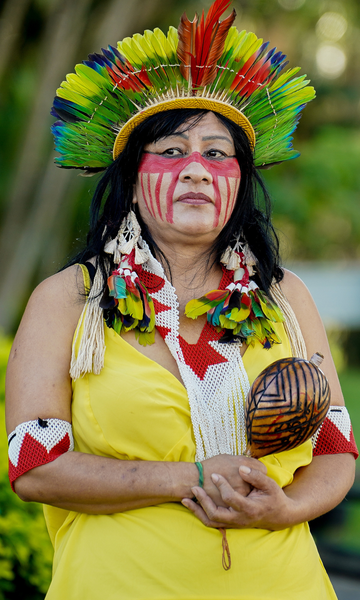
[312,406,358,459]
[8,418,74,492]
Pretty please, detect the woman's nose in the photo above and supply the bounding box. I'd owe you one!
[179,158,213,185]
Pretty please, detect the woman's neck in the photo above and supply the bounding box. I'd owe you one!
[153,240,223,312]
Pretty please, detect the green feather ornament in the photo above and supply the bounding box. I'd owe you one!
[185,253,284,348]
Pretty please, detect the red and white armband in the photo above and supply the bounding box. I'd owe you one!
[312,406,358,459]
[8,418,74,492]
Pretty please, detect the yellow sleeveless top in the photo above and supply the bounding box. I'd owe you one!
[44,267,336,600]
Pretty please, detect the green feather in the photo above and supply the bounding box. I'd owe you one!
[135,329,155,347]
[185,296,225,319]
[228,306,250,322]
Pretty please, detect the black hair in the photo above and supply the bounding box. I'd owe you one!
[66,108,283,293]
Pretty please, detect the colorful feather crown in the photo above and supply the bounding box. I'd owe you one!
[51,0,315,172]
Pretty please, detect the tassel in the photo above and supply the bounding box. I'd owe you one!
[226,251,241,271]
[243,243,257,276]
[119,238,134,255]
[104,238,121,264]
[134,244,149,265]
[220,246,232,265]
[70,265,106,380]
[220,239,243,271]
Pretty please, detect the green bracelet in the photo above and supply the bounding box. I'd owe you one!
[195,461,204,488]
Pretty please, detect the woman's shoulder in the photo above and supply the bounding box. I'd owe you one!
[278,268,316,323]
[18,264,90,344]
[278,268,315,317]
[279,268,309,296]
[29,264,86,312]
[6,264,91,431]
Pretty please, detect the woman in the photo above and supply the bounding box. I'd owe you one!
[6,1,357,598]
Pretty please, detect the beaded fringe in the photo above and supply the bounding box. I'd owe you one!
[270,282,307,360]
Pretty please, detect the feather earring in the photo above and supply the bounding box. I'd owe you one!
[187,237,283,347]
[101,210,155,346]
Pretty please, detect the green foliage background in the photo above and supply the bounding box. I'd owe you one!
[264,128,360,261]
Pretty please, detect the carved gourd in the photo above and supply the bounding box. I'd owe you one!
[245,353,330,458]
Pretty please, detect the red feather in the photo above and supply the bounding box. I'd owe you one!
[106,62,151,92]
[203,289,229,303]
[230,49,279,97]
[240,293,251,308]
[177,0,235,88]
[230,53,263,93]
[178,13,198,81]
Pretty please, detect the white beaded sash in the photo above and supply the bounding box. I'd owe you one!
[143,252,250,461]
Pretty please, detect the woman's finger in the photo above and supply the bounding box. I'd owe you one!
[190,485,240,523]
[210,473,245,509]
[238,465,278,494]
[181,498,228,528]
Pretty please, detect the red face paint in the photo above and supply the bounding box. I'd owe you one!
[138,151,240,227]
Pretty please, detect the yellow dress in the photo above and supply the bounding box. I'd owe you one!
[44,269,337,600]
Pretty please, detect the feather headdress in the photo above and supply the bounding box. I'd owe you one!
[52,0,315,171]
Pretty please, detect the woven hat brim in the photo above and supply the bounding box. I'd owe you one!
[113,97,255,160]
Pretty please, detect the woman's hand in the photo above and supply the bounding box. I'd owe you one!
[201,454,267,507]
[182,464,292,530]
[182,453,356,531]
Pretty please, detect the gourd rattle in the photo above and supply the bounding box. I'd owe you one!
[245,353,330,458]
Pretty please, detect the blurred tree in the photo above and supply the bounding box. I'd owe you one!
[0,0,162,330]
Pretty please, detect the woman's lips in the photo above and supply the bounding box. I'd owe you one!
[177,192,212,205]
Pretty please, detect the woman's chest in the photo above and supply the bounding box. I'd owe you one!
[121,313,247,385]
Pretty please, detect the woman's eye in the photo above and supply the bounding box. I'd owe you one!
[205,149,227,159]
[161,148,183,156]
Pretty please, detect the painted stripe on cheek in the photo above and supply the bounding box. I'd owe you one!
[212,173,222,228]
[165,172,178,224]
[213,175,227,227]
[229,177,239,215]
[154,172,163,220]
[159,172,173,222]
[142,173,155,218]
[140,173,152,216]
[149,173,161,220]
[225,176,232,224]
[146,173,156,218]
